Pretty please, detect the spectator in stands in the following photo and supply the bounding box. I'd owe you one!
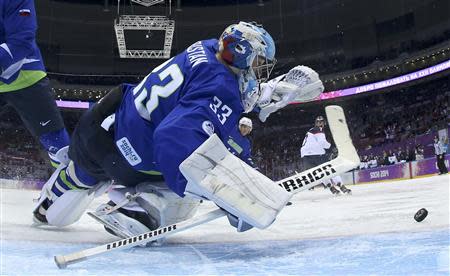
[382,151,389,166]
[406,147,416,162]
[388,150,398,165]
[384,124,395,143]
[359,155,368,170]
[415,144,425,161]
[397,147,407,163]
[368,154,378,168]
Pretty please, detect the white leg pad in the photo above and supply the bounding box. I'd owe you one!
[108,183,200,227]
[46,189,95,227]
[180,134,292,229]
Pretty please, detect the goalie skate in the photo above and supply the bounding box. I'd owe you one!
[89,204,147,238]
[88,204,164,246]
[32,199,50,226]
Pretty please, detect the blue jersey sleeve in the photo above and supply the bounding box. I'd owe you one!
[0,0,36,71]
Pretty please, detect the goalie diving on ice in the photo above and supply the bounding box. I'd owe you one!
[33,20,325,233]
[32,21,338,264]
[54,105,360,269]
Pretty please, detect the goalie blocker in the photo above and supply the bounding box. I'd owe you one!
[180,134,292,230]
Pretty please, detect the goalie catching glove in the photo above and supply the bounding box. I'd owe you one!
[180,134,292,232]
[258,65,324,122]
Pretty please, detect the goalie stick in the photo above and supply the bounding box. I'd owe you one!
[54,105,359,269]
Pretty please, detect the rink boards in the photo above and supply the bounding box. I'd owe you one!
[340,156,450,185]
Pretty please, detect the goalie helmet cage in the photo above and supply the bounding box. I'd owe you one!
[54,105,360,269]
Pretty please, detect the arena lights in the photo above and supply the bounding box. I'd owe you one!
[114,15,174,59]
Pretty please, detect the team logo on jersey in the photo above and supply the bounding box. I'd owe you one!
[202,120,214,136]
[116,137,142,166]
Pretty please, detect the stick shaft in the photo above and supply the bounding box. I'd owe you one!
[54,208,226,268]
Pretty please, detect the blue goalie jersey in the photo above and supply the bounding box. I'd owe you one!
[113,39,244,197]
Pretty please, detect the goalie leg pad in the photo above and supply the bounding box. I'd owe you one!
[180,134,292,229]
[34,160,110,227]
[46,189,95,227]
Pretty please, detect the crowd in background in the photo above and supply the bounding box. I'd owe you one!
[0,75,448,181]
[250,76,449,180]
[0,107,81,180]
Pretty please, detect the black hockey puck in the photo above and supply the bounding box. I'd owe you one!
[414,208,428,222]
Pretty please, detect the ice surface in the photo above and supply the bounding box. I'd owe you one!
[1,175,449,275]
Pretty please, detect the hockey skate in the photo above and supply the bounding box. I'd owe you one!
[329,185,341,195]
[32,167,64,226]
[33,198,51,225]
[89,202,164,246]
[339,184,352,195]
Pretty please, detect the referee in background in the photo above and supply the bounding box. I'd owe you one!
[434,136,448,175]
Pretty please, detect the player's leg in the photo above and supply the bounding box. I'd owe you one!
[92,182,200,244]
[443,154,448,173]
[34,84,161,226]
[33,160,104,226]
[2,77,70,166]
[33,84,124,226]
[302,155,324,190]
[326,178,340,195]
[438,154,448,174]
[331,175,351,194]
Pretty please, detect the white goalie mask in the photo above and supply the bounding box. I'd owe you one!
[219,21,276,112]
[238,70,260,113]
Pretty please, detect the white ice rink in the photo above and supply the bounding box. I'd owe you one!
[1,174,449,275]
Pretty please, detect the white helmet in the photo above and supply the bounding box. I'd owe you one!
[239,117,253,129]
